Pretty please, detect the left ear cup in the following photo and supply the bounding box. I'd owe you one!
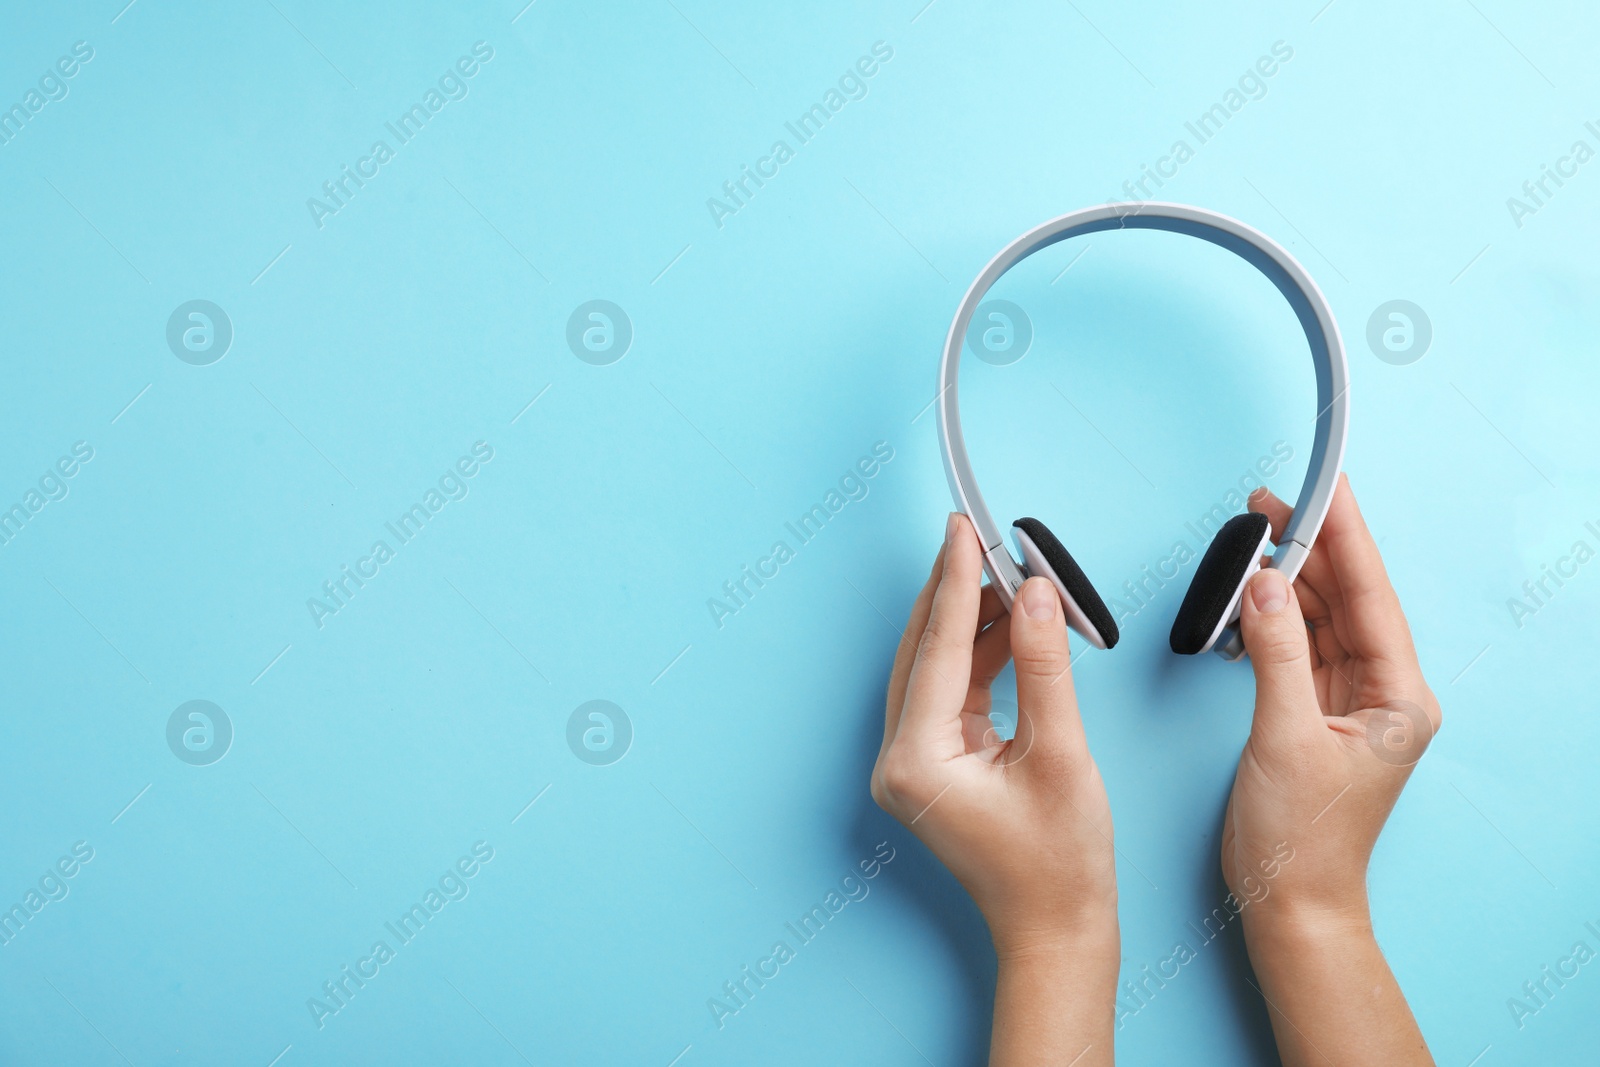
[1010,518,1119,650]
[1170,512,1274,655]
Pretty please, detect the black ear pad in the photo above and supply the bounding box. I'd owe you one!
[1170,512,1273,655]
[1011,518,1119,649]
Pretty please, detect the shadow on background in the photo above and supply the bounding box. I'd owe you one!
[844,675,996,1065]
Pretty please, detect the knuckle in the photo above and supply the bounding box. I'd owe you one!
[1251,621,1307,665]
[879,750,916,794]
[917,614,955,659]
[876,749,928,811]
[1027,738,1090,784]
[1016,638,1070,679]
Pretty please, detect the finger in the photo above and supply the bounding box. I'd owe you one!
[883,539,947,746]
[971,614,1013,691]
[1247,484,1293,531]
[1289,574,1346,670]
[962,711,996,755]
[888,561,1003,714]
[1291,571,1332,628]
[978,583,1005,629]
[897,513,986,753]
[1250,484,1365,664]
[960,690,1003,755]
[1249,486,1340,608]
[1317,476,1417,662]
[884,567,1007,763]
[1305,604,1349,680]
[1238,567,1322,750]
[1008,576,1089,761]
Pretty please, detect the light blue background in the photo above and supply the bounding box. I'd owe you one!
[2,1,1597,1063]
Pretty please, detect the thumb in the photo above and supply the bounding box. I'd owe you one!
[1238,567,1320,747]
[1008,577,1088,759]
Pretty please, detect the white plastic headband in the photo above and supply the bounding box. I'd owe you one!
[937,202,1349,660]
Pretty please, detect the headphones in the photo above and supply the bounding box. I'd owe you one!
[937,202,1349,660]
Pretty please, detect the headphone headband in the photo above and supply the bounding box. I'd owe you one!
[937,202,1349,660]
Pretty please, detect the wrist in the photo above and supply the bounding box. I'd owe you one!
[1243,893,1375,961]
[990,901,1120,968]
[990,913,1120,1067]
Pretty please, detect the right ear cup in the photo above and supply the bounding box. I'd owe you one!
[1010,518,1119,650]
[1170,512,1274,655]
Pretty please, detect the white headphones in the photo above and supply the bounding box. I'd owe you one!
[937,202,1349,660]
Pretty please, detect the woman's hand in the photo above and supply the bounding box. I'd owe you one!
[1225,476,1439,1066]
[871,513,1118,1066]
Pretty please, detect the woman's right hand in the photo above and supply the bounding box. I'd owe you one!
[1223,475,1439,1066]
[1222,475,1441,922]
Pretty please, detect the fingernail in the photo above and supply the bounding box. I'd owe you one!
[1251,569,1289,614]
[1248,486,1268,502]
[1022,578,1057,620]
[946,512,960,544]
